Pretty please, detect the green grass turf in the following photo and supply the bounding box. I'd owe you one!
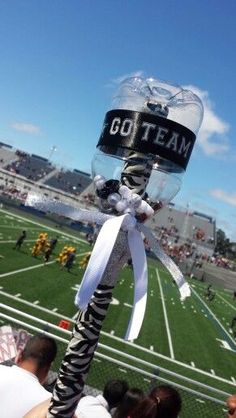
[0,206,236,400]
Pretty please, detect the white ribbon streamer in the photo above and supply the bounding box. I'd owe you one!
[25,193,113,225]
[75,214,127,310]
[25,192,190,340]
[126,228,148,340]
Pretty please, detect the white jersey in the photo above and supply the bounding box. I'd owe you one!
[0,365,51,418]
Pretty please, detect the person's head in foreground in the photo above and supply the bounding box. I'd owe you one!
[227,395,236,418]
[113,387,145,418]
[129,385,182,418]
[16,334,57,384]
[103,379,129,410]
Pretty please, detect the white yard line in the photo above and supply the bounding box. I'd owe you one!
[0,225,42,229]
[0,240,36,243]
[155,267,175,359]
[0,208,86,244]
[190,286,236,349]
[217,293,236,312]
[0,260,56,277]
[1,290,75,322]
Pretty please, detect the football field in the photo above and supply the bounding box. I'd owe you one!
[0,205,236,413]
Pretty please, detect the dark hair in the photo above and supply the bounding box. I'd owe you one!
[113,387,145,418]
[103,379,129,409]
[130,385,181,418]
[149,385,182,418]
[130,397,158,418]
[21,334,57,368]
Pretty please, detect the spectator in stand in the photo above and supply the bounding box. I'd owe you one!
[25,380,129,418]
[113,387,145,418]
[226,394,236,418]
[75,379,129,418]
[129,385,182,418]
[13,230,27,250]
[0,334,57,418]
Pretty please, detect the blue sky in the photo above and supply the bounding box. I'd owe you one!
[0,0,236,240]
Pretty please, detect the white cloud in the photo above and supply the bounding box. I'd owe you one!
[11,122,41,135]
[210,189,236,206]
[184,85,230,156]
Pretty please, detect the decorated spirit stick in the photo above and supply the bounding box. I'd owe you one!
[37,76,203,418]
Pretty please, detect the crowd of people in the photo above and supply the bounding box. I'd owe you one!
[154,225,236,272]
[154,222,214,247]
[0,333,183,418]
[0,181,28,202]
[25,383,183,418]
[0,332,235,418]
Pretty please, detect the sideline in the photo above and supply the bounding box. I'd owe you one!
[155,267,175,359]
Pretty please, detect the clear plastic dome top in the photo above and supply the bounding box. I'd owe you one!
[92,76,204,209]
[112,76,203,135]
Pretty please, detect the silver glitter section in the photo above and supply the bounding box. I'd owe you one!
[100,230,130,286]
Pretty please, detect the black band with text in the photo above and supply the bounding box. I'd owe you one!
[97,109,196,170]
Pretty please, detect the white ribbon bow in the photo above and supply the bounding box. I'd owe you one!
[25,193,191,341]
[74,213,148,341]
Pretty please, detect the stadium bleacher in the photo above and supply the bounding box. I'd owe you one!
[0,145,92,196]
[44,168,92,195]
[5,154,54,181]
[0,143,18,168]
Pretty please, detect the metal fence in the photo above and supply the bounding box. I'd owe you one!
[0,305,230,418]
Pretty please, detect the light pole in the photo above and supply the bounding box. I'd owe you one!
[48,145,57,161]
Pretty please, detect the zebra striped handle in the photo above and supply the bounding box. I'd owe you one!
[47,231,130,418]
